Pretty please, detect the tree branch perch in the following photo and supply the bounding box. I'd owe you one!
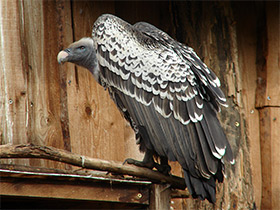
[0,143,187,191]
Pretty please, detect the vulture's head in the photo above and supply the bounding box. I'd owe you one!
[57,37,99,80]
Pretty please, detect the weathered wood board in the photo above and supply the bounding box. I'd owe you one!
[0,0,29,167]
[254,2,280,209]
[255,2,280,108]
[259,108,280,210]
[0,170,150,206]
[235,2,262,208]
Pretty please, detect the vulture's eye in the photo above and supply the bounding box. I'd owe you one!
[77,46,86,51]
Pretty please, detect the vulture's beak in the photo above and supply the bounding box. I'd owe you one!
[57,50,69,64]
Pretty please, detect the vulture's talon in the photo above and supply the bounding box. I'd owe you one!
[123,158,134,165]
[123,158,154,169]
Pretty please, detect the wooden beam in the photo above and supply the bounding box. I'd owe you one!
[0,173,149,205]
[0,143,186,190]
[0,166,151,186]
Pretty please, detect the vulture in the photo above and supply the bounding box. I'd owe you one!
[57,14,234,203]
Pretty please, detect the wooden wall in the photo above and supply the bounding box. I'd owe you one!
[0,1,279,209]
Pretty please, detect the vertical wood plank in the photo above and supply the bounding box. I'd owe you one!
[270,108,280,210]
[20,0,50,148]
[0,1,28,145]
[256,2,280,108]
[52,0,76,169]
[235,2,262,208]
[149,184,171,210]
[17,0,65,168]
[0,0,29,166]
[260,108,280,210]
[255,2,280,209]
[264,2,280,106]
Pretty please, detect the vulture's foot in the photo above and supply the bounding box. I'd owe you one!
[154,163,171,176]
[124,158,171,175]
[123,150,155,169]
[123,151,171,176]
[123,158,155,169]
[154,156,171,175]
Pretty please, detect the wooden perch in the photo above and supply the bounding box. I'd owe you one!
[0,143,187,191]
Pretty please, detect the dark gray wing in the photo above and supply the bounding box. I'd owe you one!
[92,14,234,202]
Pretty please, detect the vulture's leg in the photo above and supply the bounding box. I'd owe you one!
[124,152,171,175]
[123,150,155,169]
[154,156,171,175]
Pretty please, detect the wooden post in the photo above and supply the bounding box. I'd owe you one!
[149,184,171,210]
[255,2,280,210]
[0,0,29,153]
[259,108,280,210]
[235,2,262,208]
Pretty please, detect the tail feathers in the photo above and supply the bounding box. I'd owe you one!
[183,170,217,203]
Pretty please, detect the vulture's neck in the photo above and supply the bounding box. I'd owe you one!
[84,52,100,82]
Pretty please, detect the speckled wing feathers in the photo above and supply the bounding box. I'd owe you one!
[93,16,214,124]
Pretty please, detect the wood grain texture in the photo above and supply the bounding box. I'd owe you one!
[149,184,171,210]
[255,2,280,210]
[1,177,149,205]
[259,108,280,210]
[0,0,29,167]
[234,2,262,208]
[263,3,279,107]
[255,2,280,108]
[17,0,74,169]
